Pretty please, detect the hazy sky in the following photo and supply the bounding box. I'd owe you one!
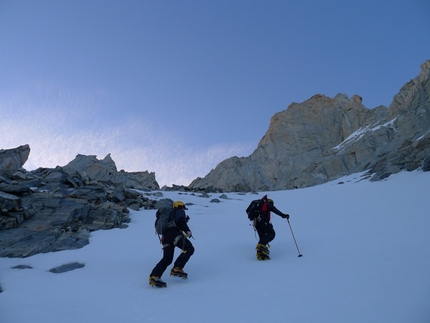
[1,0,429,186]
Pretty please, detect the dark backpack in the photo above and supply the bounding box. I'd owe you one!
[246,199,265,221]
[155,206,175,235]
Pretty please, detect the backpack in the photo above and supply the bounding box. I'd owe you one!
[155,206,175,235]
[246,199,265,221]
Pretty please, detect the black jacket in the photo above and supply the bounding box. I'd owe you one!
[168,208,191,233]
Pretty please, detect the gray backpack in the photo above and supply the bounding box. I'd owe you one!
[154,206,176,235]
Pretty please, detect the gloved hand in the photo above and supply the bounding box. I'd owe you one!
[282,213,290,219]
[186,231,192,238]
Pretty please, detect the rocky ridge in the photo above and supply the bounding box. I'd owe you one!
[0,149,161,257]
[189,60,430,191]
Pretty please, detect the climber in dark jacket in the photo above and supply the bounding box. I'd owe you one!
[254,195,289,260]
[149,201,194,287]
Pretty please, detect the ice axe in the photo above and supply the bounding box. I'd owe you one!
[287,218,303,257]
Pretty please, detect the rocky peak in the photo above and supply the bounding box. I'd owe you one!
[189,60,430,191]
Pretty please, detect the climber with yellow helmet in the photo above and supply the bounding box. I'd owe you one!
[149,200,194,287]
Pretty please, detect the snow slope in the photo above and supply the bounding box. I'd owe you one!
[0,171,429,323]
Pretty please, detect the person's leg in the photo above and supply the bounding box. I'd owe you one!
[255,222,275,260]
[173,236,194,269]
[150,234,175,278]
[257,222,275,245]
[150,245,174,278]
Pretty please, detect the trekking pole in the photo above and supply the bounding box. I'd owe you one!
[185,232,195,240]
[287,219,303,257]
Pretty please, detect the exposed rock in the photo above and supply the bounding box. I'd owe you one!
[63,154,159,190]
[63,154,117,181]
[189,60,430,191]
[0,153,161,258]
[111,170,159,191]
[49,262,85,273]
[11,265,33,269]
[0,145,30,173]
[0,191,22,213]
[155,198,174,209]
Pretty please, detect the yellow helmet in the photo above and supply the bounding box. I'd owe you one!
[267,199,274,204]
[173,201,187,209]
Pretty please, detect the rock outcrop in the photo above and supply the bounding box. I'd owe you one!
[0,153,160,257]
[0,145,30,174]
[63,154,159,190]
[189,60,430,191]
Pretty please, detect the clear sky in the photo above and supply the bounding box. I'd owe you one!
[1,0,429,186]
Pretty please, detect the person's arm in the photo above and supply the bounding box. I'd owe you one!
[268,203,289,219]
[173,208,191,232]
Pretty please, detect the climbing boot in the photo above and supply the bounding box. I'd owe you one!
[149,276,167,288]
[256,243,270,255]
[256,252,271,261]
[256,243,270,260]
[170,267,188,279]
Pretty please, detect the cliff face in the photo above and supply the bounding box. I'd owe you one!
[0,152,160,257]
[189,60,430,191]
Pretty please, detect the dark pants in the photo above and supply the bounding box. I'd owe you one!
[256,220,275,245]
[150,230,194,278]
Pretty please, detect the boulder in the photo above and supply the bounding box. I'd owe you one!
[0,145,30,173]
[49,262,85,273]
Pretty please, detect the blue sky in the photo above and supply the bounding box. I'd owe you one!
[1,0,429,186]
